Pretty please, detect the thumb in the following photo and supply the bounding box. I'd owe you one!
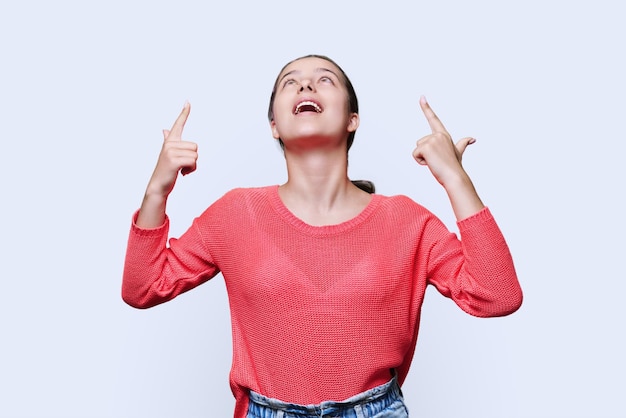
[455,137,476,156]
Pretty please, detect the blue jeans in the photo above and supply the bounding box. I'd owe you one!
[246,377,409,418]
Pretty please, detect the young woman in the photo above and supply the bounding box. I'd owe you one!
[122,55,523,418]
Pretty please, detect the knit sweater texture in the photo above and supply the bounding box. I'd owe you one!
[122,185,522,418]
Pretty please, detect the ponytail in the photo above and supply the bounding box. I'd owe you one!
[351,180,375,194]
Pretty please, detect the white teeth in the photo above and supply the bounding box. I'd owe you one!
[295,101,322,114]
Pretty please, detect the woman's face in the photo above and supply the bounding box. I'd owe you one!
[270,57,359,149]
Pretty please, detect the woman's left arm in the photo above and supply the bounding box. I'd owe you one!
[413,97,522,315]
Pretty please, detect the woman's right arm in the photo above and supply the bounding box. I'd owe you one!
[123,102,212,309]
[137,102,198,228]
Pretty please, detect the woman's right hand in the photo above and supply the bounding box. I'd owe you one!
[136,103,198,228]
[146,102,198,198]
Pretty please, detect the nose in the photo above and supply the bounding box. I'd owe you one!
[299,79,314,92]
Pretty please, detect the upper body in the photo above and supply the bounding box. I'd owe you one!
[122,55,523,418]
[123,186,521,417]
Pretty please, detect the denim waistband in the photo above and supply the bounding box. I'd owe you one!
[247,376,404,417]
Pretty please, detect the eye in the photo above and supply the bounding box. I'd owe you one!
[319,76,334,84]
[282,78,297,88]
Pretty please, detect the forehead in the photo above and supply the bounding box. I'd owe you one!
[279,57,342,78]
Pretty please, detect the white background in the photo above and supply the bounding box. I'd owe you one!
[1,1,624,417]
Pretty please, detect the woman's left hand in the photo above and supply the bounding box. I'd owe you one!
[412,96,475,188]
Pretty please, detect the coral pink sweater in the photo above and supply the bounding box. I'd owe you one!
[122,186,522,418]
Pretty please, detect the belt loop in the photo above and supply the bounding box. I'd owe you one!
[354,403,365,418]
[276,410,284,418]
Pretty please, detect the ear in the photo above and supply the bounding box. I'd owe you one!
[347,112,359,133]
[270,119,281,140]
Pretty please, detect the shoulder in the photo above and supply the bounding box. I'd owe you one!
[371,193,448,231]
[198,186,276,218]
[376,194,434,217]
[212,185,275,205]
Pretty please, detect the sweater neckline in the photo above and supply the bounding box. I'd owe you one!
[267,185,382,236]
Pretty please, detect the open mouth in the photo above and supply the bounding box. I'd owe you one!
[294,100,323,115]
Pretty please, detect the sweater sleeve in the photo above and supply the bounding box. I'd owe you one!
[426,207,523,317]
[121,210,220,309]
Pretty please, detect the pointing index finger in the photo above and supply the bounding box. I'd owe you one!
[166,102,191,141]
[419,96,448,134]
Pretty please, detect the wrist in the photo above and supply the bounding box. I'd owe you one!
[440,169,472,191]
[145,178,174,199]
[137,192,168,228]
[442,172,485,221]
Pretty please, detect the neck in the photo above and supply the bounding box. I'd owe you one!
[283,145,350,200]
[278,145,371,226]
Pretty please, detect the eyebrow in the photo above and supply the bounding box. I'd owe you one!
[278,67,340,85]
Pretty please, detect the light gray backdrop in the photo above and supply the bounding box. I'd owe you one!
[1,0,624,417]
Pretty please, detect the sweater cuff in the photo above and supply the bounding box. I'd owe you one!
[456,206,494,231]
[130,210,170,237]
